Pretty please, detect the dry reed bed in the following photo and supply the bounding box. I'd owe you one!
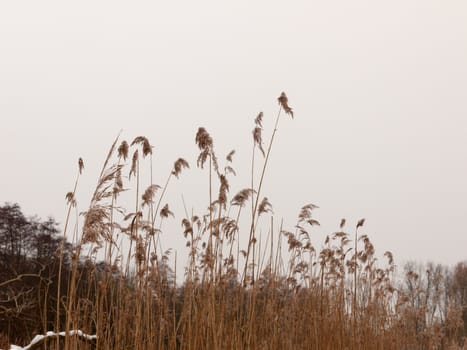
[40,93,466,349]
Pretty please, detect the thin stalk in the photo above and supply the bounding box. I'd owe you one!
[56,167,80,347]
[243,106,282,285]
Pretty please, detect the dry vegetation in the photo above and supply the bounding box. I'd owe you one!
[1,93,466,349]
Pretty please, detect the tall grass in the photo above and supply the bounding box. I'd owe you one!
[21,93,465,349]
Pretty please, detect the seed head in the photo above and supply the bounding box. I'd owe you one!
[254,112,263,127]
[129,150,139,179]
[78,158,84,174]
[118,141,129,161]
[131,136,153,157]
[356,218,365,229]
[258,197,273,216]
[160,204,174,219]
[340,218,346,229]
[278,92,294,118]
[172,158,190,178]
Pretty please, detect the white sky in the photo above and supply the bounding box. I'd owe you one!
[1,1,466,268]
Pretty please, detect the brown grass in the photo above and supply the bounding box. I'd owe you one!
[9,93,465,350]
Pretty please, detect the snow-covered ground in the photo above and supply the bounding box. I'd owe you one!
[4,330,96,350]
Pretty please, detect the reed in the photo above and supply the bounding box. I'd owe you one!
[8,93,465,350]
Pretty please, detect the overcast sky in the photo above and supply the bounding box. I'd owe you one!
[1,1,466,268]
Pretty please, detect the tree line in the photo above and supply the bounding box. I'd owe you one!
[0,203,96,347]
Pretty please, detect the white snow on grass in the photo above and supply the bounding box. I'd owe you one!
[4,330,97,350]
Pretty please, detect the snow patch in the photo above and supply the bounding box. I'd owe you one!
[5,330,97,350]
